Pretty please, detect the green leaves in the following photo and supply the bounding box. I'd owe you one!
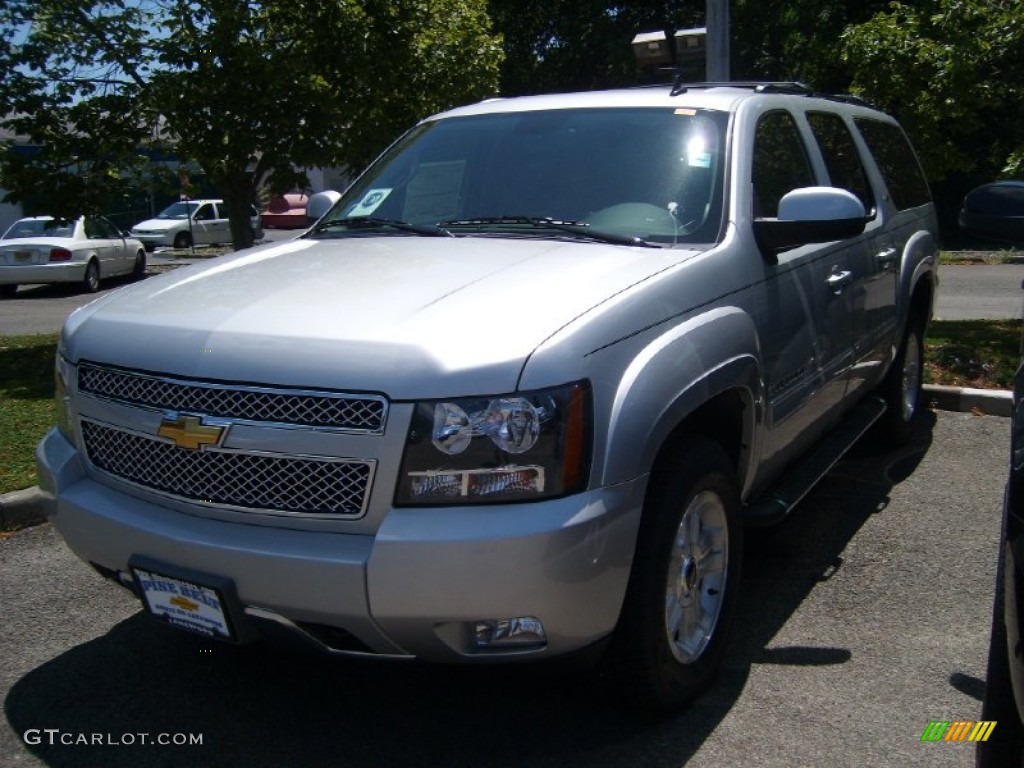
[0,0,503,247]
[841,0,1024,183]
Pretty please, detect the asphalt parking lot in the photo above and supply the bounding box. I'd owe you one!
[0,409,1007,768]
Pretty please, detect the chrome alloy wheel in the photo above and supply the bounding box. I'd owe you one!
[900,329,922,421]
[665,489,728,663]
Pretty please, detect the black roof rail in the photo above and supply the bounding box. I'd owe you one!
[668,79,813,96]
[657,78,877,109]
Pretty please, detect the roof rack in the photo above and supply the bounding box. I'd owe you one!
[662,78,876,108]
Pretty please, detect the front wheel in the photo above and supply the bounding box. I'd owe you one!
[605,436,742,710]
[0,284,17,298]
[173,231,191,250]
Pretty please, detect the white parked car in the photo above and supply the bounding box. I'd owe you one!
[130,199,263,251]
[0,215,147,297]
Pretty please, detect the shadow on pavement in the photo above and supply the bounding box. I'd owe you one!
[4,416,936,768]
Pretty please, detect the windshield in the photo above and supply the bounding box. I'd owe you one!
[156,201,199,220]
[316,107,729,246]
[1,218,75,239]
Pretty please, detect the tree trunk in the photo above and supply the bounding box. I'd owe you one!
[219,171,257,251]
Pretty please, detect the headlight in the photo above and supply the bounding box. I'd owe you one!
[396,381,591,505]
[54,351,76,444]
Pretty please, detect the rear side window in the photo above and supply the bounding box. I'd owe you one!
[752,111,814,218]
[854,118,931,210]
[807,112,874,214]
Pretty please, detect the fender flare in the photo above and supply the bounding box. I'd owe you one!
[601,306,763,494]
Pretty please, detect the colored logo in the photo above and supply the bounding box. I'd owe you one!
[921,721,996,742]
[157,414,225,450]
[169,596,200,612]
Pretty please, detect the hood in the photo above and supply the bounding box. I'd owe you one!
[131,218,181,232]
[63,236,687,399]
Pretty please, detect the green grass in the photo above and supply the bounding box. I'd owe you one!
[0,334,58,495]
[939,249,1024,265]
[925,319,1021,390]
[0,322,1019,496]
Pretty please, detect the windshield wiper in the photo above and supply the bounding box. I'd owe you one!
[438,216,657,247]
[309,217,453,237]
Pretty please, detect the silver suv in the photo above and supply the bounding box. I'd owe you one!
[38,82,937,710]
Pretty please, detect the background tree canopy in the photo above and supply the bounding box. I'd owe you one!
[0,0,502,247]
[2,0,1021,245]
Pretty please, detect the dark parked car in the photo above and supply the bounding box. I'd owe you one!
[978,361,1024,766]
[959,180,1024,244]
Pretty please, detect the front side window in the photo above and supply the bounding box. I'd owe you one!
[807,111,875,214]
[752,110,815,218]
[313,108,730,246]
[193,204,215,221]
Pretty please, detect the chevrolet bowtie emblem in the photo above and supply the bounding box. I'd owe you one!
[169,595,200,612]
[157,415,225,450]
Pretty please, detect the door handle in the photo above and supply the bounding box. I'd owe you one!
[826,269,853,295]
[875,247,898,269]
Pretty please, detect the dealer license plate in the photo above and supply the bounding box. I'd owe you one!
[132,565,236,641]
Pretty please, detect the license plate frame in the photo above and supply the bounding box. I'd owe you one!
[129,556,246,642]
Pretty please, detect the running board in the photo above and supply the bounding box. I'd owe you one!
[743,396,887,527]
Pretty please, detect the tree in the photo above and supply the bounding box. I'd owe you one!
[841,0,1024,183]
[0,0,503,249]
[489,1,704,95]
[731,0,891,92]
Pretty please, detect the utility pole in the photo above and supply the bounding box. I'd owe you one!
[706,0,730,81]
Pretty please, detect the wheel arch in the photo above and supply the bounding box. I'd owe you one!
[600,307,763,498]
[897,229,938,335]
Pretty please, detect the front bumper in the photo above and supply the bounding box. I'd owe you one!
[0,262,86,285]
[37,427,645,661]
[131,233,174,249]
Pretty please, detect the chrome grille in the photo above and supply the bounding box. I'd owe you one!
[77,364,386,433]
[81,420,373,517]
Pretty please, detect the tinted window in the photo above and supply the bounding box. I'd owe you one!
[321,108,730,245]
[965,184,1024,216]
[752,111,814,218]
[807,112,874,213]
[194,204,215,221]
[854,118,930,210]
[2,219,74,239]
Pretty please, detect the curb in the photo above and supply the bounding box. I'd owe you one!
[0,385,1014,533]
[922,383,1013,418]
[0,486,47,531]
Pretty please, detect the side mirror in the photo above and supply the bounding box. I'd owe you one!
[753,186,867,259]
[306,190,341,225]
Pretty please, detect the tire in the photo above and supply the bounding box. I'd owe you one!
[83,260,100,293]
[0,284,17,298]
[605,436,742,711]
[976,528,1024,767]
[131,250,146,280]
[173,231,191,250]
[876,309,924,447]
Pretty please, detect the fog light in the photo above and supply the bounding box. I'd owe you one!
[473,617,546,649]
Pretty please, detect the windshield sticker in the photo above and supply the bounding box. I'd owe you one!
[686,135,712,168]
[402,161,466,222]
[674,108,697,116]
[348,188,392,217]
